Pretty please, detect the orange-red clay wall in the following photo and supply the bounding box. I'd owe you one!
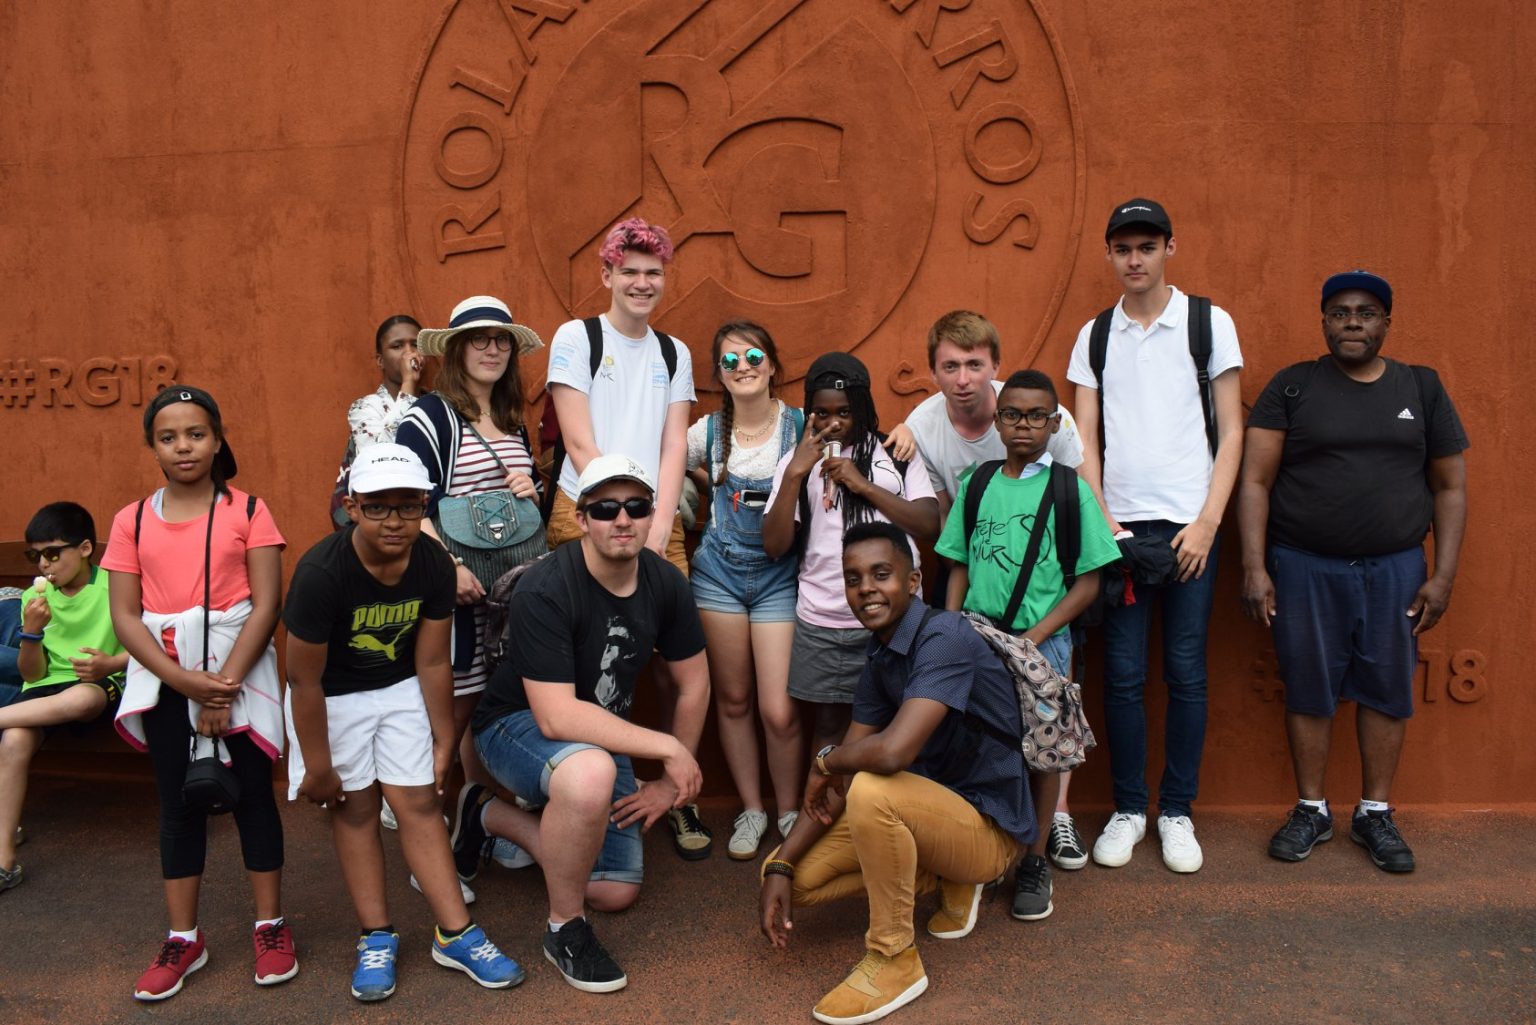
[4,1,1530,806]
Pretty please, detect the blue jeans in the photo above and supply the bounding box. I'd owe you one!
[1100,520,1217,818]
[0,597,23,703]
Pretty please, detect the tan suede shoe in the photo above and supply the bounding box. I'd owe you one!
[812,946,928,1025]
[926,879,983,939]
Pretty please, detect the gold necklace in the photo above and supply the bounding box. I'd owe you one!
[734,405,777,443]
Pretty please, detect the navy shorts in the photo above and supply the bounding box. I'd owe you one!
[1268,544,1425,720]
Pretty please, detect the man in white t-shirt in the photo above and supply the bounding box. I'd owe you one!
[1065,198,1244,876]
[545,217,695,577]
[894,310,1082,514]
[542,216,709,861]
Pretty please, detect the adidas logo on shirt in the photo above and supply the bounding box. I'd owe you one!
[1397,408,1415,420]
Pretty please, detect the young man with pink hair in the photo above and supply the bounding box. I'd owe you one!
[542,217,710,858]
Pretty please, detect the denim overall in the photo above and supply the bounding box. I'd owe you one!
[690,409,800,604]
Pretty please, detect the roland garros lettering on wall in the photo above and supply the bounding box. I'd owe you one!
[0,356,179,409]
[399,0,1084,385]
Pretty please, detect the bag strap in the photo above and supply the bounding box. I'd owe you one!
[962,460,1005,545]
[1000,479,1058,631]
[200,492,218,672]
[1186,294,1218,458]
[655,329,678,381]
[583,316,604,376]
[1051,463,1080,590]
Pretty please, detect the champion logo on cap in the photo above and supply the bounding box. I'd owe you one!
[1120,205,1154,214]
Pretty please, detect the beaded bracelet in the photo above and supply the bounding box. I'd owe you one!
[763,859,796,880]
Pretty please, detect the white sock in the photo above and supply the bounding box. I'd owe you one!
[549,916,582,933]
[1053,811,1073,823]
[1299,798,1329,814]
[1359,799,1390,815]
[168,927,199,942]
[254,917,283,931]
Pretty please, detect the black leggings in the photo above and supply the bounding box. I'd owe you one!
[142,688,284,879]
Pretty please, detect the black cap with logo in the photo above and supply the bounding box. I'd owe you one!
[1105,198,1173,241]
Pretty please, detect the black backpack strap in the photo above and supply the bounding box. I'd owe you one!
[246,494,257,519]
[962,460,1005,547]
[1051,463,1080,589]
[1001,482,1057,630]
[1088,307,1114,455]
[1186,295,1218,458]
[583,316,604,376]
[654,329,679,382]
[878,432,912,483]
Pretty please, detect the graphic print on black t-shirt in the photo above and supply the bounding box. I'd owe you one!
[593,615,638,716]
[348,599,426,666]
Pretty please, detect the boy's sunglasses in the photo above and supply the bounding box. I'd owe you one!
[582,497,655,521]
[23,544,81,565]
[719,348,766,373]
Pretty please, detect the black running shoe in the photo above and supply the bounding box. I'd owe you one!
[1268,803,1334,862]
[1350,807,1415,873]
[450,782,490,881]
[1011,853,1054,921]
[543,917,627,993]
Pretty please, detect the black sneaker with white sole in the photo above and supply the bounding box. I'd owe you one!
[543,917,627,993]
[1011,853,1054,921]
[1047,815,1088,870]
[667,803,713,861]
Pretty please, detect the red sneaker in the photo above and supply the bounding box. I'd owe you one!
[253,920,299,986]
[133,935,208,1001]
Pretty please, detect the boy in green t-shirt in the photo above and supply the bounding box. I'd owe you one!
[935,369,1120,922]
[0,502,127,893]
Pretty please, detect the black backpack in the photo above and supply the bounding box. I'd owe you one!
[538,316,679,521]
[960,460,1082,630]
[1088,294,1217,458]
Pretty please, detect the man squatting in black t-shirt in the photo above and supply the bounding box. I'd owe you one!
[1238,270,1469,873]
[284,444,521,999]
[450,454,709,994]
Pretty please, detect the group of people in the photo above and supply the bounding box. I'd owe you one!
[0,199,1467,1024]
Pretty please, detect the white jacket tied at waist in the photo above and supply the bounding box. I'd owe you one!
[114,599,285,762]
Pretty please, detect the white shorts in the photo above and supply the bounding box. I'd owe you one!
[285,676,435,800]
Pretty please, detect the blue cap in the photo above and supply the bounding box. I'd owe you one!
[1321,270,1392,314]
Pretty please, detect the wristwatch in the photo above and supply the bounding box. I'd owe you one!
[814,744,837,777]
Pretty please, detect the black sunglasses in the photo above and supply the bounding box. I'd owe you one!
[582,497,655,521]
[23,544,81,565]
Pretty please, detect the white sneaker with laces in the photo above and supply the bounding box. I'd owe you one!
[411,872,476,904]
[1157,815,1204,873]
[777,810,798,840]
[728,810,769,861]
[1091,812,1147,868]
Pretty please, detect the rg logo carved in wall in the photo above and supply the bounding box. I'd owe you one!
[401,0,1082,385]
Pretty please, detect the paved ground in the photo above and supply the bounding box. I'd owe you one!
[0,776,1532,1025]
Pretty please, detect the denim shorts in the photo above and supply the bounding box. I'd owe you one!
[473,708,643,884]
[690,542,798,622]
[1269,543,1423,720]
[1036,630,1073,680]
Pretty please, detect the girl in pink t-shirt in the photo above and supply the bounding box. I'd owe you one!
[101,386,295,1001]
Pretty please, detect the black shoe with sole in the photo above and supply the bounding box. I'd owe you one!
[667,803,713,861]
[543,917,627,993]
[1047,816,1089,870]
[1011,853,1054,921]
[449,782,490,881]
[1350,807,1415,873]
[1268,803,1334,861]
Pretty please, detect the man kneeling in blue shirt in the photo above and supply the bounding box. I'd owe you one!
[759,521,1033,1025]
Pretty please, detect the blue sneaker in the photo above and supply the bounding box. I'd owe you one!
[351,930,399,1002]
[432,924,525,989]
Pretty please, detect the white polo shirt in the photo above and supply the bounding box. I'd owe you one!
[1066,286,1242,523]
[903,380,1083,499]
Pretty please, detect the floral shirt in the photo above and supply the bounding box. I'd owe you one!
[347,384,417,449]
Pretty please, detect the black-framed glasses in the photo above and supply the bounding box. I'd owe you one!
[357,502,426,521]
[464,331,514,351]
[23,544,80,565]
[1325,307,1382,322]
[996,407,1060,428]
[719,348,766,373]
[582,497,655,521]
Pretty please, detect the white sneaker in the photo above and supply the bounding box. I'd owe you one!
[727,810,769,861]
[1091,812,1147,868]
[1157,815,1204,873]
[491,837,534,869]
[776,810,798,840]
[410,872,476,905]
[379,800,398,831]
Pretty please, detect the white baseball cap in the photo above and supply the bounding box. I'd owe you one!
[349,444,433,494]
[577,454,655,499]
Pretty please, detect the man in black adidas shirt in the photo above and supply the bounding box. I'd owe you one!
[1239,270,1468,874]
